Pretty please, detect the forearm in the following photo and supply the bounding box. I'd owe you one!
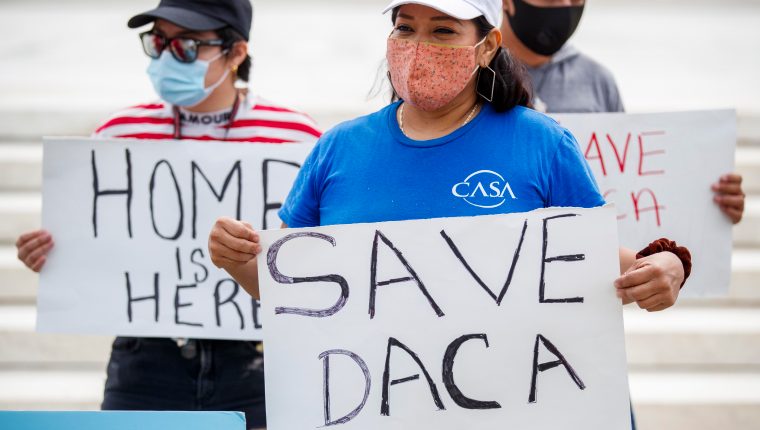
[226,258,261,299]
[617,247,637,304]
[618,246,636,275]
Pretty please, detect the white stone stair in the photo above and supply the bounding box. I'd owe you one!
[0,192,40,246]
[1,247,758,305]
[1,1,759,427]
[2,304,759,369]
[623,306,760,368]
[0,305,112,366]
[630,371,760,430]
[0,369,758,429]
[1,118,759,430]
[0,144,42,192]
[2,148,756,245]
[0,369,104,411]
[0,247,37,304]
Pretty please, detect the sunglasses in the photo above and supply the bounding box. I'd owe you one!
[140,31,225,63]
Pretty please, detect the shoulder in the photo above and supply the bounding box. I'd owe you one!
[568,51,620,91]
[312,103,394,150]
[498,106,582,162]
[503,105,569,140]
[235,96,322,142]
[92,101,173,139]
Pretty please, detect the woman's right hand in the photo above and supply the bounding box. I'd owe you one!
[208,217,261,271]
[209,217,263,298]
[16,229,54,272]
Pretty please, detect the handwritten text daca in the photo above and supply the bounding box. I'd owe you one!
[267,214,590,426]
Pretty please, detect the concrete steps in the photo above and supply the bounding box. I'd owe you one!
[737,146,760,194]
[0,369,104,411]
[0,247,38,304]
[1,248,758,305]
[0,107,758,147]
[1,118,758,430]
[0,368,757,429]
[0,305,112,366]
[631,371,760,430]
[1,304,758,368]
[0,192,40,246]
[733,197,760,247]
[1,247,758,305]
[623,306,760,368]
[0,0,758,427]
[1,147,756,246]
[0,144,42,192]
[2,141,758,191]
[738,114,760,147]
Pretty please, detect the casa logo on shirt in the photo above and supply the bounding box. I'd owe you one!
[451,170,517,209]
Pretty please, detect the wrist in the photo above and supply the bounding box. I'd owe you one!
[636,238,692,288]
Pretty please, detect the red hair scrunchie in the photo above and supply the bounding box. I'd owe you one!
[635,238,692,288]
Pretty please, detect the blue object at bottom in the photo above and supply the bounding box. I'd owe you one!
[0,411,246,430]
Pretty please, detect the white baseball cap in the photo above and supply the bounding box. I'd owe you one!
[382,0,503,28]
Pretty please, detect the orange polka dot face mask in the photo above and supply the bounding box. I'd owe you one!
[387,37,484,112]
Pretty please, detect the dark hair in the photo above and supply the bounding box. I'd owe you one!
[389,9,532,112]
[217,26,252,82]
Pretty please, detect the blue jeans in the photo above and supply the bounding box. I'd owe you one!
[101,337,266,429]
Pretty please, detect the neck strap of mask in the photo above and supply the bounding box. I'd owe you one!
[172,90,242,141]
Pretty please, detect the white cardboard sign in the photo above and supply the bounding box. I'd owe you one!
[258,206,630,430]
[556,110,736,297]
[36,137,313,340]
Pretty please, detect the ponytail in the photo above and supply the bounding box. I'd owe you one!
[472,16,532,112]
[477,45,532,111]
[217,27,252,83]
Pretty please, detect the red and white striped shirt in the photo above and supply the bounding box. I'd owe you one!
[93,95,321,143]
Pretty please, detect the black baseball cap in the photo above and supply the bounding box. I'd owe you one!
[128,0,253,41]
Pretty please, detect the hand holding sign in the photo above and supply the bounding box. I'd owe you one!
[15,229,54,273]
[712,173,745,224]
[209,216,262,298]
[615,251,684,312]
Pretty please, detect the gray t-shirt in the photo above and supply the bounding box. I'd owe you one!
[526,45,624,114]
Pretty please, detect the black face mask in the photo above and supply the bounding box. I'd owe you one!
[508,0,585,56]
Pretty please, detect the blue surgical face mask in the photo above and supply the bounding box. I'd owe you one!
[147,50,230,107]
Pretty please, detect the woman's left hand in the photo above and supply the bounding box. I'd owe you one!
[614,251,684,312]
[712,173,745,224]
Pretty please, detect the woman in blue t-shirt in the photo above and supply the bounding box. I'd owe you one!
[208,0,689,314]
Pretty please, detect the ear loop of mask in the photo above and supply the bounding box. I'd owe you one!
[202,50,231,93]
[469,37,489,77]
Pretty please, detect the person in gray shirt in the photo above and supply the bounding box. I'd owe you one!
[498,1,745,428]
[499,0,745,223]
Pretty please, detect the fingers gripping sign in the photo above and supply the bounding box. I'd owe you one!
[711,173,745,224]
[208,216,261,269]
[16,229,55,273]
[614,252,684,312]
[208,216,265,299]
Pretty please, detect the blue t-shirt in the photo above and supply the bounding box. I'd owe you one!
[279,102,604,228]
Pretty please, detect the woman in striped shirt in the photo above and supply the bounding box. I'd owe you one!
[14,1,319,428]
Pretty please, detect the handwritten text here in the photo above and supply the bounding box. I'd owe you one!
[36,137,313,340]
